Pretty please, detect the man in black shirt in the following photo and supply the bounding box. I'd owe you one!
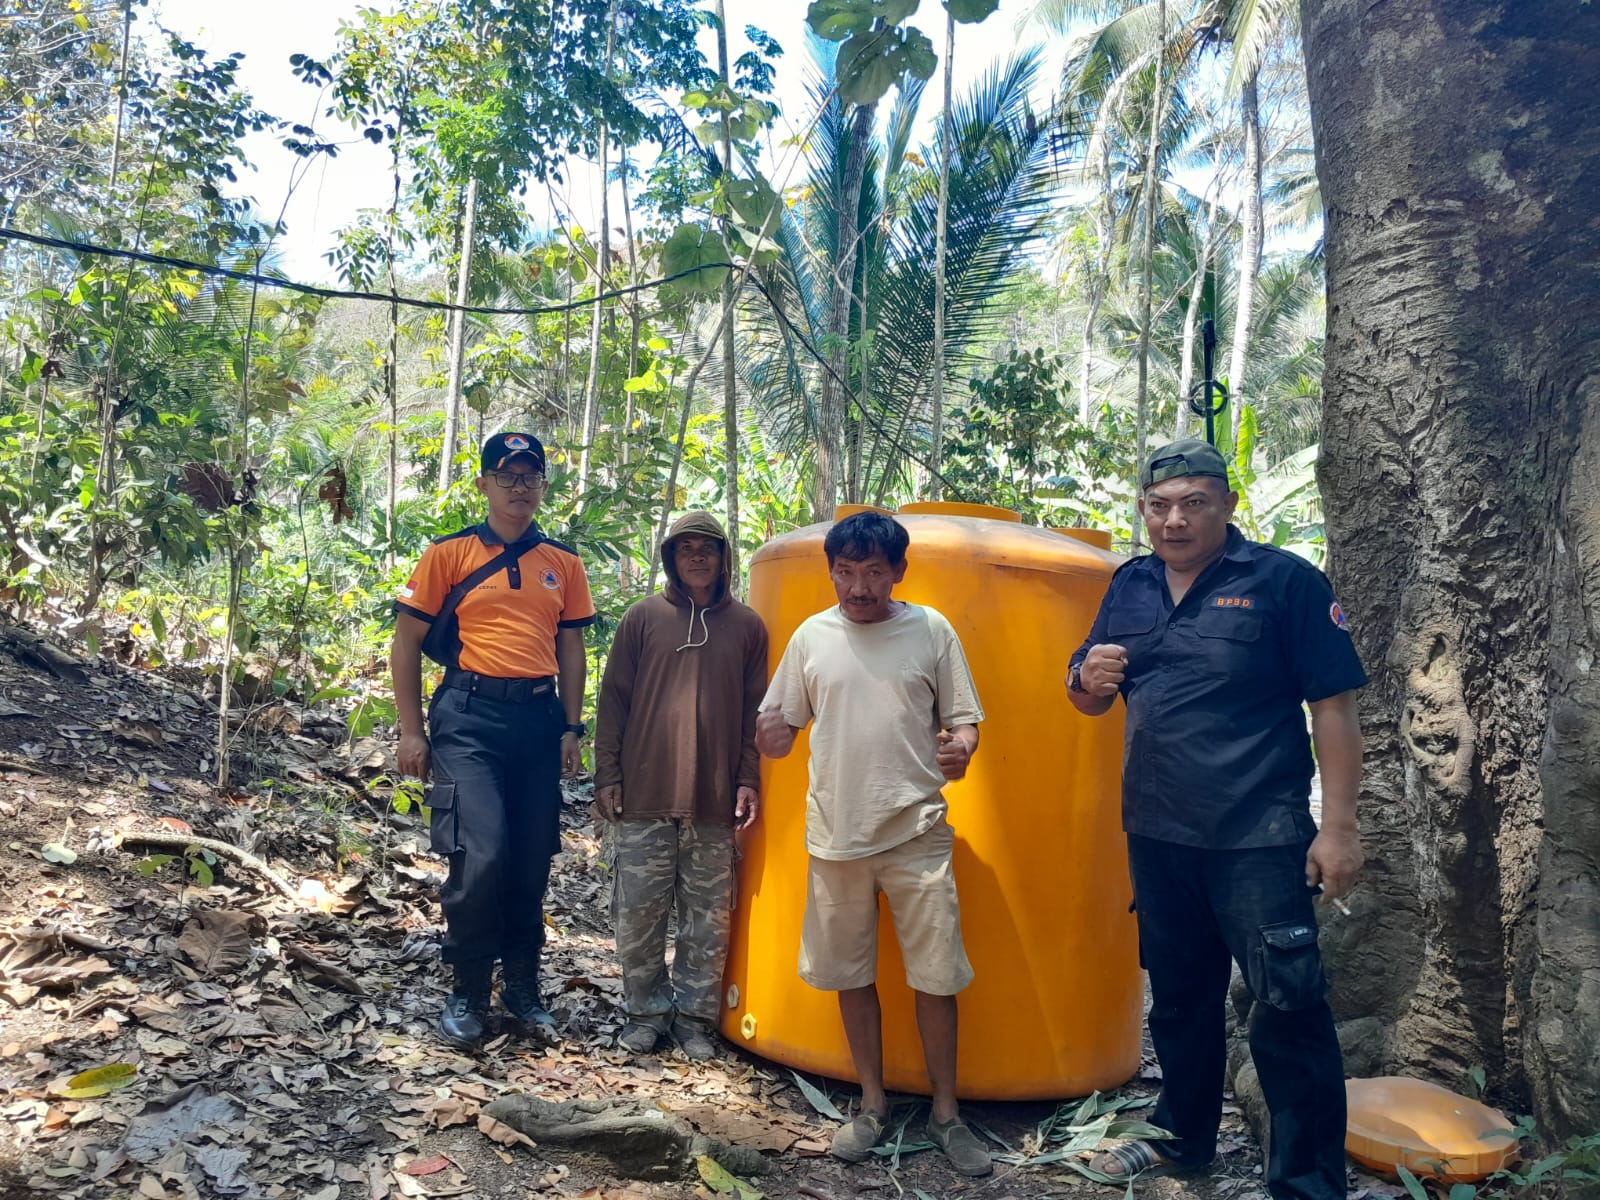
[1068,439,1365,1200]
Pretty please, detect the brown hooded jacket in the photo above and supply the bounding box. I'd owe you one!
[593,511,768,821]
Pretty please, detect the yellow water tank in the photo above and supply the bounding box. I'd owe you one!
[720,504,1140,1100]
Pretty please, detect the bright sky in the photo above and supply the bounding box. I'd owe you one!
[148,0,1059,281]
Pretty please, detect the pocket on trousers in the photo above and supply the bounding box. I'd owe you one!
[427,781,460,856]
[1250,919,1326,1011]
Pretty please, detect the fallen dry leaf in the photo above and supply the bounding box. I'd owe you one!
[113,719,165,748]
[0,930,114,990]
[400,1154,451,1177]
[284,943,365,994]
[673,1103,804,1153]
[124,1085,242,1165]
[424,1095,475,1129]
[57,1062,138,1099]
[175,909,259,976]
[477,1113,536,1150]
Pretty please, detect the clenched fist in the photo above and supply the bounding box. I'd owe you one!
[1079,643,1129,697]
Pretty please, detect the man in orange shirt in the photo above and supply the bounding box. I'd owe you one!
[391,432,596,1047]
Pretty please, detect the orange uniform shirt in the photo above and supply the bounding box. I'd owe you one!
[396,524,596,678]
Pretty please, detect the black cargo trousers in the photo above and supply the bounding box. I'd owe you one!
[425,681,564,966]
[1128,834,1347,1200]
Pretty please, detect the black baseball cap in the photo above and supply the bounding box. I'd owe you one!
[480,432,546,475]
[1140,438,1231,490]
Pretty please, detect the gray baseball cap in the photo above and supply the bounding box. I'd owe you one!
[1140,438,1231,490]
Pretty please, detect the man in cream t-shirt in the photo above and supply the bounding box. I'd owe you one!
[755,511,990,1178]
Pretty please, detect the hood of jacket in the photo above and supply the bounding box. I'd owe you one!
[661,509,733,608]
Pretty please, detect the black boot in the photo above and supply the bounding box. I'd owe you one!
[501,957,555,1029]
[438,961,492,1048]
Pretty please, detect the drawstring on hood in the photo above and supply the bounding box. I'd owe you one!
[661,510,734,653]
[675,601,710,652]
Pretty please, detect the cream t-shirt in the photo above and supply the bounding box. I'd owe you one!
[761,602,984,860]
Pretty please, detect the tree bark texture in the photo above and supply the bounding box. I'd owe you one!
[1302,0,1600,1135]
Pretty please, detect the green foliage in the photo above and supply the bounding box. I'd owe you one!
[807,0,922,42]
[835,24,938,105]
[743,47,1057,504]
[1429,1116,1600,1200]
[807,0,995,106]
[1228,425,1324,563]
[947,0,1001,21]
[661,223,730,294]
[944,348,1117,524]
[0,0,1332,801]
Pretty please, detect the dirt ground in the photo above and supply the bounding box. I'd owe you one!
[0,616,1396,1200]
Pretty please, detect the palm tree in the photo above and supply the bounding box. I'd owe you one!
[741,45,1058,513]
[1043,0,1204,425]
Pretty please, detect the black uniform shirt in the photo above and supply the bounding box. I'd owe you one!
[1071,526,1367,849]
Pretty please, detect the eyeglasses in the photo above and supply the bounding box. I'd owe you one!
[489,471,545,489]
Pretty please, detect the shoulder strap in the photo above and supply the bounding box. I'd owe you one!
[420,534,544,668]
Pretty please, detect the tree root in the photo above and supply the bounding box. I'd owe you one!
[116,830,300,900]
[481,1095,774,1181]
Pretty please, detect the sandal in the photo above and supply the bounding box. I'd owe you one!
[1089,1139,1199,1180]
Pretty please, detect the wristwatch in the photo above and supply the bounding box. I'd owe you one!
[563,722,588,738]
[1068,663,1087,694]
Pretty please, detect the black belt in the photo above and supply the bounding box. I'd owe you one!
[441,668,555,703]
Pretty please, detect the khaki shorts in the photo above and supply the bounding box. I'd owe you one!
[799,821,974,995]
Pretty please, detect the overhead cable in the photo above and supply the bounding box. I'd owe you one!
[0,225,731,317]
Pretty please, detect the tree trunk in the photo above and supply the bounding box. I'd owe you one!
[1302,0,1600,1136]
[1175,196,1217,440]
[438,174,479,491]
[1227,70,1264,443]
[715,0,740,583]
[814,101,875,521]
[577,118,611,502]
[577,2,617,502]
[648,339,717,593]
[1132,0,1165,553]
[929,8,955,500]
[1078,132,1117,427]
[619,145,640,472]
[848,263,870,504]
[107,0,132,195]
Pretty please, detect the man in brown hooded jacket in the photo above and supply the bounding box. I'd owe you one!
[593,511,767,1059]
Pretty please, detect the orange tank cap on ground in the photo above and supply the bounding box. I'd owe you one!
[1345,1076,1520,1183]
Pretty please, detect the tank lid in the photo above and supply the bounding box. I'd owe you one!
[1052,526,1114,551]
[897,501,1021,523]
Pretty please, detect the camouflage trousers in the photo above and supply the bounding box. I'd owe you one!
[610,818,734,1032]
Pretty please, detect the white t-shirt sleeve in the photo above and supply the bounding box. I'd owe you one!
[932,612,984,728]
[760,627,814,729]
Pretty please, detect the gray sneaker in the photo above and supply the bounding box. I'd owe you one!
[927,1116,993,1177]
[672,1019,718,1061]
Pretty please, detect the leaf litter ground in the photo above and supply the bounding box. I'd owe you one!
[0,618,1394,1200]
